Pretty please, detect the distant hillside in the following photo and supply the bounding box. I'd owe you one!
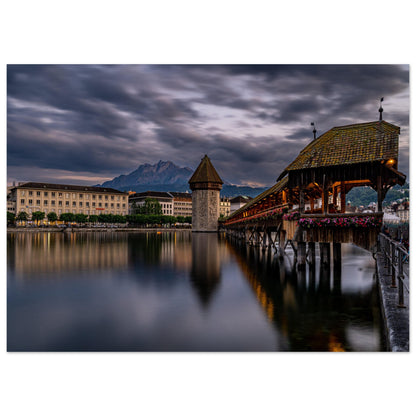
[97,160,268,198]
[346,183,409,207]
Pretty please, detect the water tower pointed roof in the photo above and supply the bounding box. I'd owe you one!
[189,155,223,185]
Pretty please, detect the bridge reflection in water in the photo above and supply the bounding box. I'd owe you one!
[224,237,384,352]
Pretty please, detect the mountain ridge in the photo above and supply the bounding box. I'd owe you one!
[96,160,269,198]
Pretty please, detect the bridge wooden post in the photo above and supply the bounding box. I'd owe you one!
[340,181,346,213]
[307,242,316,265]
[332,184,338,208]
[299,187,305,213]
[333,242,342,268]
[262,228,268,250]
[320,242,330,266]
[377,175,383,213]
[278,230,286,258]
[297,241,306,269]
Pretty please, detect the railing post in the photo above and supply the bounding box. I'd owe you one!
[397,246,406,308]
[390,239,397,288]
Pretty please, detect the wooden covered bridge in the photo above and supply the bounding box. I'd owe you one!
[222,119,406,267]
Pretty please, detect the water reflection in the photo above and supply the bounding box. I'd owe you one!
[227,242,384,351]
[190,233,222,307]
[8,232,129,277]
[7,231,384,351]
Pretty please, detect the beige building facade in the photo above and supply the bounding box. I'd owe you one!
[129,191,174,215]
[219,197,230,217]
[8,182,128,217]
[170,192,193,217]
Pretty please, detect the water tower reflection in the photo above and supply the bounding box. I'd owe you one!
[190,233,222,307]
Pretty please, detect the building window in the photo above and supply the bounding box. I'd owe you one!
[51,192,55,197]
[92,195,96,200]
[51,200,55,206]
[98,203,102,207]
[20,199,25,204]
[37,191,41,196]
[58,201,62,206]
[44,192,48,197]
[59,193,63,198]
[36,200,40,205]
[65,193,69,198]
[86,194,89,199]
[28,199,33,205]
[105,195,108,200]
[86,202,90,207]
[79,202,83,207]
[44,200,48,205]
[105,203,108,208]
[72,201,76,207]
[111,203,114,208]
[66,201,69,207]
[79,194,83,198]
[29,191,33,196]
[92,202,96,207]
[111,196,114,200]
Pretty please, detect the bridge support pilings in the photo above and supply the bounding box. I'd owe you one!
[319,242,331,266]
[333,242,342,270]
[278,230,286,258]
[297,242,306,269]
[307,242,316,265]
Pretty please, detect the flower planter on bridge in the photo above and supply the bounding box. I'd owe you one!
[293,213,383,251]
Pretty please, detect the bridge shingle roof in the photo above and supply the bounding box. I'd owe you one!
[282,120,400,174]
[228,176,288,219]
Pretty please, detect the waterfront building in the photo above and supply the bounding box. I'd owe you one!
[129,191,174,215]
[229,195,252,214]
[189,155,223,232]
[219,197,231,217]
[169,191,193,217]
[8,182,128,217]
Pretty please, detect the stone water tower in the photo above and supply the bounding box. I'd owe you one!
[188,155,223,232]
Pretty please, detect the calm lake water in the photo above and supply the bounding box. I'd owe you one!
[7,231,385,351]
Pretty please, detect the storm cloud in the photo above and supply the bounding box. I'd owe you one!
[7,64,409,187]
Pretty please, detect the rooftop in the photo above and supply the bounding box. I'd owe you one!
[129,191,173,199]
[188,155,223,185]
[230,195,253,203]
[12,182,127,194]
[281,120,400,176]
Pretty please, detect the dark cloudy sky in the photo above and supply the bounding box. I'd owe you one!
[7,64,409,187]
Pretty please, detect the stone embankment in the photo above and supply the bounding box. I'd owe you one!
[7,226,191,233]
